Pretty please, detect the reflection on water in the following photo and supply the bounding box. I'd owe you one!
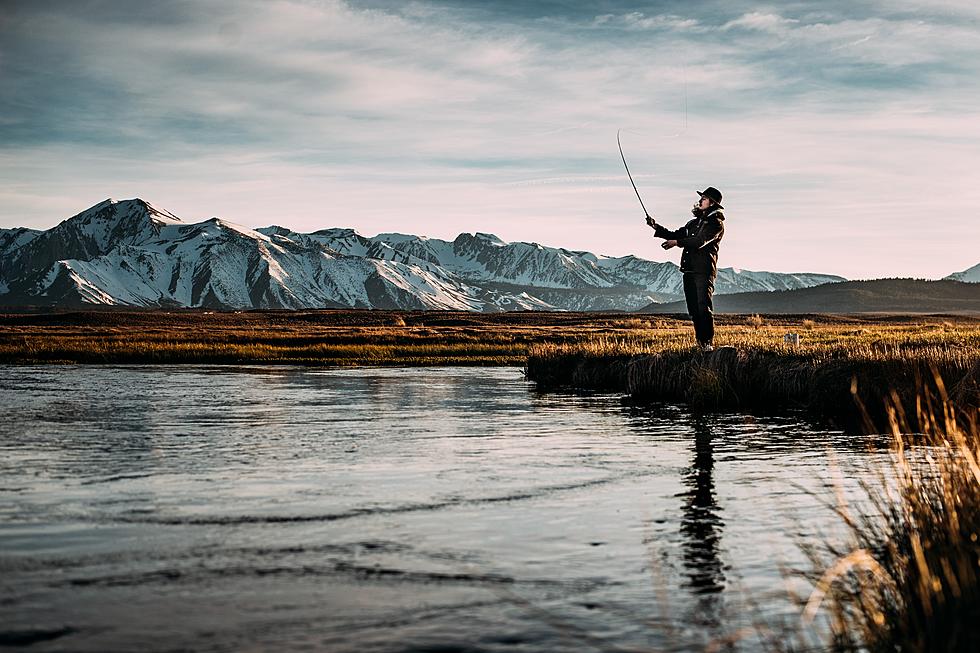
[0,366,882,652]
[680,417,726,639]
[681,418,725,598]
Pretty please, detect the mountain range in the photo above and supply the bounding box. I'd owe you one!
[0,198,865,312]
[1,198,976,312]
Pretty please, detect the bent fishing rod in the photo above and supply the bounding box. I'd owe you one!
[617,129,651,221]
[618,130,673,250]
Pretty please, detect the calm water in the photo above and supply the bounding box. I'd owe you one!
[0,366,884,652]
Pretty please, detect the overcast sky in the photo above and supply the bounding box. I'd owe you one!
[2,0,979,278]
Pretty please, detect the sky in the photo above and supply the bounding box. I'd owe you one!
[2,0,979,279]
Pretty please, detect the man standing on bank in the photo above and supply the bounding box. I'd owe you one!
[646,187,725,352]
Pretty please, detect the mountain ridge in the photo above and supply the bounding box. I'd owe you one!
[6,197,959,312]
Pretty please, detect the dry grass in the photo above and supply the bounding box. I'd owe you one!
[0,326,534,366]
[795,381,980,652]
[0,309,697,367]
[525,319,980,427]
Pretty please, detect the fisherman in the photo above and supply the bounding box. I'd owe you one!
[646,187,725,352]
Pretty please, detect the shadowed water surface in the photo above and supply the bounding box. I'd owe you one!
[0,366,882,651]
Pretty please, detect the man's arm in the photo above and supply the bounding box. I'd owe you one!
[652,222,687,240]
[676,219,723,250]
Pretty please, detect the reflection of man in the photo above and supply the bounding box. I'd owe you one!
[680,417,725,598]
[646,188,726,352]
[679,417,726,637]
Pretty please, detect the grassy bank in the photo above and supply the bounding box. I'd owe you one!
[525,317,980,428]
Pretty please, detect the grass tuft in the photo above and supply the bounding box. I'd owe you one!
[798,380,980,651]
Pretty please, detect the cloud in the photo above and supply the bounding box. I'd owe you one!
[593,12,702,31]
[0,0,978,278]
[722,11,799,33]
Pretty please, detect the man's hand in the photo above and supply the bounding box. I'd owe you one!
[645,215,657,229]
[662,240,678,250]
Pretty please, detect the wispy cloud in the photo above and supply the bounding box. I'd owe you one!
[722,11,799,33]
[593,12,702,31]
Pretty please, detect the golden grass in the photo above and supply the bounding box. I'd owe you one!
[1,311,976,365]
[0,311,572,366]
[525,320,980,427]
[796,382,980,652]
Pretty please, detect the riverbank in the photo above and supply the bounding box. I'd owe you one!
[525,318,980,429]
[2,310,978,426]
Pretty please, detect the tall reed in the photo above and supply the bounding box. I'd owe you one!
[799,379,980,651]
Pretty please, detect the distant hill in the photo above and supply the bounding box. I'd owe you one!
[639,279,980,314]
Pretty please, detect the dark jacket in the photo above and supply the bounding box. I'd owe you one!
[654,207,725,277]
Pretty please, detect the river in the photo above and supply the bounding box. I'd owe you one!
[0,366,885,651]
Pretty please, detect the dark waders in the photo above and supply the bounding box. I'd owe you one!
[683,272,715,347]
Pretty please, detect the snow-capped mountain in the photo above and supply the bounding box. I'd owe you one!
[293,229,842,299]
[0,198,846,311]
[946,263,980,283]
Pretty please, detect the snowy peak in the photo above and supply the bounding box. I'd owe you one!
[373,232,423,245]
[373,234,455,267]
[192,217,270,243]
[0,198,185,285]
[65,198,181,234]
[946,263,980,283]
[473,232,506,247]
[453,232,505,246]
[56,197,182,253]
[446,233,619,289]
[308,228,373,256]
[129,198,182,226]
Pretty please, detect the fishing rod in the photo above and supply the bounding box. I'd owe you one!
[617,66,688,224]
[618,130,673,250]
[617,129,652,220]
